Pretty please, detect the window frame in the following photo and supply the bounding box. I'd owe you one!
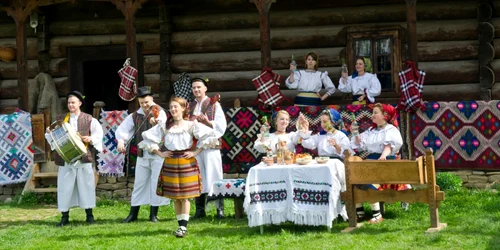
[346,25,403,93]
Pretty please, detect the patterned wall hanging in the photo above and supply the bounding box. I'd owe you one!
[96,110,129,176]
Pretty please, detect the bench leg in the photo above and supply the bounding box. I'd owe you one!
[234,197,244,219]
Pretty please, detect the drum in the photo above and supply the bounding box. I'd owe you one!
[48,121,87,164]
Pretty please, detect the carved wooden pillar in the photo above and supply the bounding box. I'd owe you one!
[478,0,494,101]
[110,0,148,111]
[406,0,418,66]
[251,0,275,69]
[159,4,173,105]
[3,0,39,112]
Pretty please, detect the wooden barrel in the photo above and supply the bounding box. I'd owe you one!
[0,46,16,62]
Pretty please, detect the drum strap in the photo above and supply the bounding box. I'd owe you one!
[64,113,89,148]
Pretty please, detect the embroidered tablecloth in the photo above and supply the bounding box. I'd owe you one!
[244,160,347,228]
[96,110,129,176]
[208,178,246,198]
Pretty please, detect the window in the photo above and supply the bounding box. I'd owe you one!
[346,26,402,92]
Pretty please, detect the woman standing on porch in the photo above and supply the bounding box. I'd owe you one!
[350,103,404,224]
[338,56,381,105]
[286,52,336,106]
[138,97,216,238]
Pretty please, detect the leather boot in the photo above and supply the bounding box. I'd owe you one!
[149,206,159,223]
[193,194,207,219]
[85,209,95,224]
[215,198,225,219]
[122,206,140,223]
[56,211,69,227]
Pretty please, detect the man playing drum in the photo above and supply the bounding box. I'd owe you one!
[45,91,104,227]
[116,86,170,223]
[189,78,227,219]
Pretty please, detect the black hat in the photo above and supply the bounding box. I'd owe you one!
[67,90,85,103]
[137,86,153,98]
[191,77,209,87]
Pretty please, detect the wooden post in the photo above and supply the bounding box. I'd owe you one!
[159,4,173,104]
[424,148,447,233]
[40,107,51,161]
[406,0,418,66]
[37,14,50,73]
[478,1,494,101]
[251,0,275,69]
[110,0,148,111]
[3,0,39,112]
[340,150,360,233]
[93,101,105,188]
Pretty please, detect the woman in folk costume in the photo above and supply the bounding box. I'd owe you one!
[189,78,227,219]
[286,51,336,106]
[116,86,170,223]
[253,110,309,155]
[139,97,216,238]
[44,91,103,227]
[338,56,381,105]
[350,103,407,224]
[300,108,352,161]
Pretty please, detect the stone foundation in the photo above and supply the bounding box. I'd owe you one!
[447,170,500,189]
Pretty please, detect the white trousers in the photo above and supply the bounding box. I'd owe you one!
[57,162,96,212]
[131,156,170,206]
[196,149,223,194]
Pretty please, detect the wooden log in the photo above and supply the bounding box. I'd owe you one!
[171,47,343,73]
[0,60,39,79]
[0,38,37,60]
[159,4,173,104]
[418,41,478,62]
[478,1,493,22]
[416,19,477,41]
[48,58,68,77]
[172,25,346,54]
[173,1,476,31]
[48,17,159,36]
[49,34,160,58]
[488,59,500,82]
[419,61,479,85]
[480,65,495,89]
[0,23,36,38]
[480,89,492,101]
[492,82,500,99]
[478,22,494,43]
[422,83,480,101]
[144,74,160,94]
[479,41,495,66]
[0,79,35,99]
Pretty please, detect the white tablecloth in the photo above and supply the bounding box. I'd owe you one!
[244,159,347,228]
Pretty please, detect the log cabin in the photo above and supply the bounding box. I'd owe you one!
[0,0,496,113]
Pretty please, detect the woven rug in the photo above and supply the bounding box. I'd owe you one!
[410,101,500,169]
[220,104,395,173]
[97,110,129,176]
[0,111,34,185]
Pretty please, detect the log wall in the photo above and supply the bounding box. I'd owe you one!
[0,0,486,111]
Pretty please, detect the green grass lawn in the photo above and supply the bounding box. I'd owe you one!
[0,189,499,250]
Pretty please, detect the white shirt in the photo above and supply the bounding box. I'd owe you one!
[301,130,352,158]
[192,96,227,145]
[286,70,336,95]
[338,72,381,103]
[351,124,402,156]
[115,102,167,145]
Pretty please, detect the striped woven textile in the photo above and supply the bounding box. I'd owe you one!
[156,154,202,199]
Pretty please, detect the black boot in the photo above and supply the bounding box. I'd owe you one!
[122,206,140,223]
[85,209,95,224]
[149,206,159,223]
[216,198,225,219]
[193,194,207,219]
[56,211,69,227]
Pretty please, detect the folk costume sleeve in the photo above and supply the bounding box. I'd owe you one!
[90,118,104,152]
[115,114,135,145]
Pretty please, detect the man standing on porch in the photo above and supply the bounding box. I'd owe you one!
[189,78,227,219]
[116,86,170,223]
[45,91,104,227]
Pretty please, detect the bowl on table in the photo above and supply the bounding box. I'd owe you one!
[315,157,329,164]
[296,158,312,165]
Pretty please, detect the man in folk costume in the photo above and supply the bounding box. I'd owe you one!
[116,86,170,223]
[190,78,227,218]
[45,91,104,227]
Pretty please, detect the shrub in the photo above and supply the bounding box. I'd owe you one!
[436,172,463,192]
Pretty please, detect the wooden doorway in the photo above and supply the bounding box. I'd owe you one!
[68,45,143,112]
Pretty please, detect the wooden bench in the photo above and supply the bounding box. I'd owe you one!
[340,148,446,233]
